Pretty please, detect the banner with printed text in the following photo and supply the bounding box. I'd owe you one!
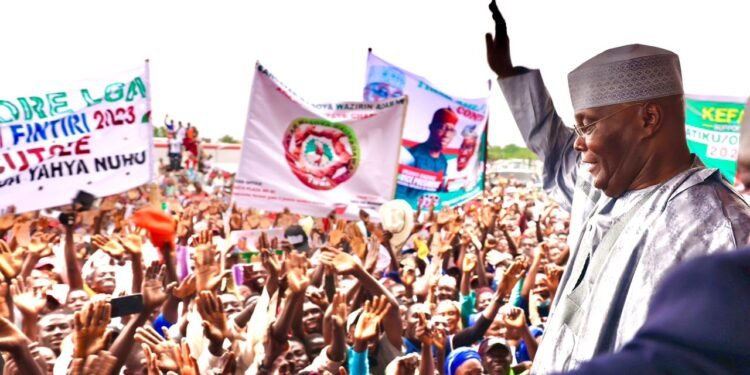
[0,65,153,212]
[364,52,489,210]
[685,95,745,184]
[232,63,407,220]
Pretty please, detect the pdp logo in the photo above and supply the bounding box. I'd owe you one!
[282,118,361,190]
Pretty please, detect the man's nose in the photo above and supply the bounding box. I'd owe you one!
[574,134,587,152]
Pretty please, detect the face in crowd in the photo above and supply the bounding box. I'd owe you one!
[435,300,461,335]
[435,275,457,302]
[302,302,324,335]
[285,338,311,373]
[90,264,117,295]
[39,312,73,355]
[243,264,267,294]
[482,344,513,375]
[67,289,90,312]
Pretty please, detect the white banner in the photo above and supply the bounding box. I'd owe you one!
[364,52,489,210]
[232,63,407,220]
[0,64,153,212]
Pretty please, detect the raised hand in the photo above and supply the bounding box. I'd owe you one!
[12,221,32,248]
[27,232,57,258]
[190,230,213,247]
[118,225,147,255]
[485,1,516,78]
[401,265,417,287]
[545,264,563,293]
[172,273,196,300]
[176,215,193,241]
[319,246,360,276]
[353,295,391,350]
[136,326,179,372]
[196,291,230,352]
[415,312,434,346]
[10,277,46,317]
[346,223,367,259]
[92,235,126,258]
[0,240,23,279]
[498,260,526,296]
[174,340,200,375]
[143,345,163,375]
[142,261,176,311]
[330,292,349,329]
[393,354,420,375]
[364,237,381,273]
[260,247,282,276]
[0,315,29,352]
[481,207,497,230]
[502,306,527,330]
[286,251,310,293]
[194,242,229,292]
[306,286,329,308]
[73,300,112,358]
[328,229,345,247]
[534,242,549,260]
[462,253,478,273]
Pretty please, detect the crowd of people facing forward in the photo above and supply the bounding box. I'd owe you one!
[0,147,570,375]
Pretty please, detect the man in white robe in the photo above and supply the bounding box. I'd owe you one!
[484,2,750,373]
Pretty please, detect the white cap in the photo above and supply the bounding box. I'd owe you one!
[568,44,683,111]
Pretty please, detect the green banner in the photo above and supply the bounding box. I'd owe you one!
[685,95,745,184]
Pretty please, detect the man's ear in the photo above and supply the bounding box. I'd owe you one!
[641,102,663,138]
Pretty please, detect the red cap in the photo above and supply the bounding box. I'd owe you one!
[431,107,459,125]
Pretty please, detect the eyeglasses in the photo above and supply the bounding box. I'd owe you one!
[573,102,645,137]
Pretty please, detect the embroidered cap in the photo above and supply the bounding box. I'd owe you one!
[568,44,684,111]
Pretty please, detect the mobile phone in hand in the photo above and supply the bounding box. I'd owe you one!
[58,212,76,227]
[73,190,96,211]
[110,294,144,317]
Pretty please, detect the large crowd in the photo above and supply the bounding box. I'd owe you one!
[4,1,750,374]
[0,118,572,375]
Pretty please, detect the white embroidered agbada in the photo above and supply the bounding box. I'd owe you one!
[498,45,750,373]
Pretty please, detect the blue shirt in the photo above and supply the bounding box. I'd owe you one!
[516,327,544,363]
[409,143,448,176]
[397,143,448,199]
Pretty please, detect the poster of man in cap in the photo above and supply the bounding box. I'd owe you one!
[364,52,489,210]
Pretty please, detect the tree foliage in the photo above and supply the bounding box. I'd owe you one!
[218,135,240,144]
[487,144,538,161]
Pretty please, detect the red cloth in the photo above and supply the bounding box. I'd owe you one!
[132,206,175,249]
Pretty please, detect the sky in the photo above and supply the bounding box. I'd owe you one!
[1,0,750,146]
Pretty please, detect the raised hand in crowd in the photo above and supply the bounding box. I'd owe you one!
[73,300,112,359]
[92,234,126,258]
[0,314,43,375]
[197,291,231,356]
[136,326,181,373]
[0,240,24,280]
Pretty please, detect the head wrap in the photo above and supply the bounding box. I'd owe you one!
[445,347,482,375]
[431,107,459,126]
[568,44,683,111]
